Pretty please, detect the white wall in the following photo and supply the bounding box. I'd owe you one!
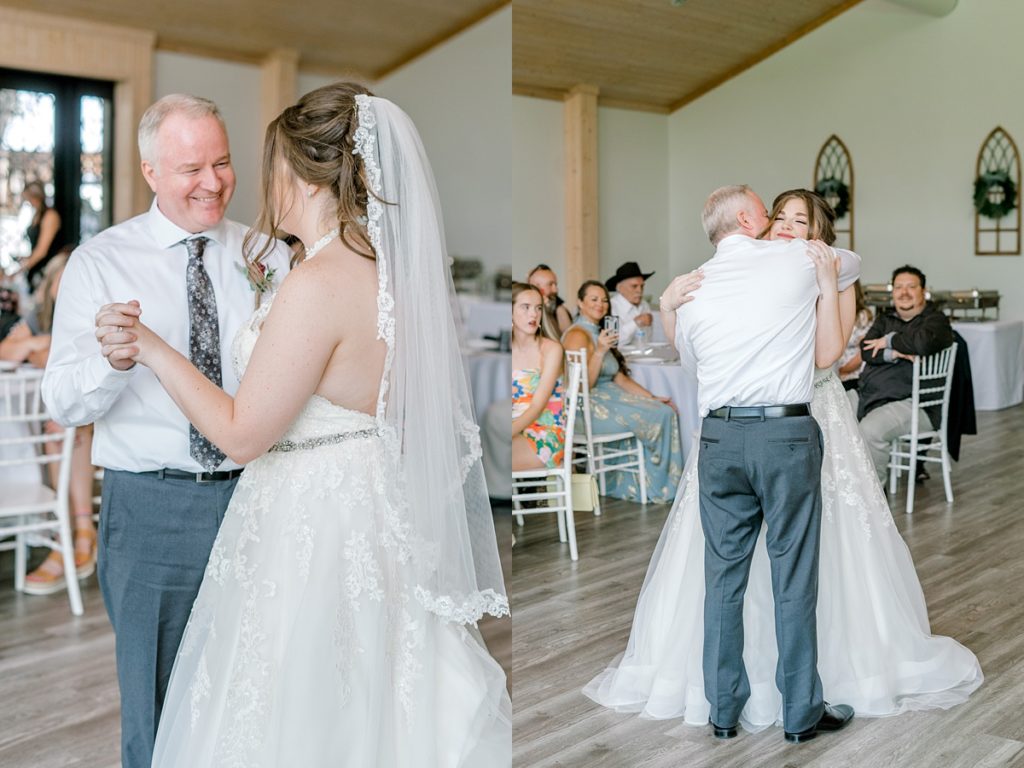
[511,95,563,280]
[154,7,511,281]
[375,6,512,281]
[598,107,669,290]
[668,0,1024,320]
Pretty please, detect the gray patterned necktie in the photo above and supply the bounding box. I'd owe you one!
[184,236,226,472]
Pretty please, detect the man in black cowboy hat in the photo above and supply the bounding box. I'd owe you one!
[607,261,655,345]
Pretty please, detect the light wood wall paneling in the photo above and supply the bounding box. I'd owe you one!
[260,47,300,158]
[563,84,599,299]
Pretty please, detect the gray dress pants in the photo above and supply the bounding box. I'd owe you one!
[697,413,825,733]
[97,469,236,768]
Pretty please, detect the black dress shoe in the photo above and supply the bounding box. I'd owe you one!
[784,703,854,743]
[709,719,737,739]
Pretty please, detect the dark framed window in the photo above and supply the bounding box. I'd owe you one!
[0,67,114,268]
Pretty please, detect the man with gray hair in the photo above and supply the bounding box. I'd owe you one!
[43,94,289,768]
[660,184,856,742]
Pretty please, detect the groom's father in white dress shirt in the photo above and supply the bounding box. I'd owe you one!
[666,185,854,743]
[42,94,289,768]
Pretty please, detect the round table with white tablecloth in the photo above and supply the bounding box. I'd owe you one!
[951,319,1024,410]
[463,349,510,421]
[621,343,699,463]
[458,296,509,340]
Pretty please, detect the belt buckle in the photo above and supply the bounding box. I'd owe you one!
[195,471,216,484]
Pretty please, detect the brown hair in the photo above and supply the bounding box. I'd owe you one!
[512,282,560,343]
[576,280,629,376]
[244,81,378,283]
[765,188,836,245]
[34,246,73,333]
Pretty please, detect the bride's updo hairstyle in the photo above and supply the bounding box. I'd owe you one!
[764,188,837,245]
[244,81,377,278]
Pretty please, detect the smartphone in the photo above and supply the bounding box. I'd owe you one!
[602,314,620,346]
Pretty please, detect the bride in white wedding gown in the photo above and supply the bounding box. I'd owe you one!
[109,83,510,766]
[584,189,982,732]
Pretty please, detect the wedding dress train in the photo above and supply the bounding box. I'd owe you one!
[584,367,982,731]
[151,298,511,767]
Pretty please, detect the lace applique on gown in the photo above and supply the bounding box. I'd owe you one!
[584,367,982,731]
[152,295,511,767]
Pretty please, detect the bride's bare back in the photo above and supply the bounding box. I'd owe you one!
[306,246,386,415]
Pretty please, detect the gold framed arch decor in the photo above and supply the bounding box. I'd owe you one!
[974,127,1021,255]
[813,135,854,250]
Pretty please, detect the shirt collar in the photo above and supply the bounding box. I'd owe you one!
[145,198,230,250]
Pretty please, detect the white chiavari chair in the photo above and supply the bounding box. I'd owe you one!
[0,367,82,615]
[888,343,957,515]
[513,355,582,560]
[568,347,647,516]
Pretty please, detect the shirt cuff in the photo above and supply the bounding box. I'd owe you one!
[88,351,136,391]
[883,348,895,363]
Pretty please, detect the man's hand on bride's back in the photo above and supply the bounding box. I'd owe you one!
[659,268,704,312]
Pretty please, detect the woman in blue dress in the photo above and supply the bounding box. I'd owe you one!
[562,280,683,503]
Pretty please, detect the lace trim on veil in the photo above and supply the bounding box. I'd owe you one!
[353,95,508,624]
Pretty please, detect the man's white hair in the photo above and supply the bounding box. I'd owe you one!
[138,94,226,165]
[701,184,755,245]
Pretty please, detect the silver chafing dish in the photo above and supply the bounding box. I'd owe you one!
[860,284,1000,321]
[946,289,1000,321]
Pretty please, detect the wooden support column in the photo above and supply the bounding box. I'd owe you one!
[260,48,299,141]
[563,84,600,302]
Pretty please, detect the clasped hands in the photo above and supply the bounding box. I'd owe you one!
[95,301,162,371]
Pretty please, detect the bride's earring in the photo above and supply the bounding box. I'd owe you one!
[307,188,315,198]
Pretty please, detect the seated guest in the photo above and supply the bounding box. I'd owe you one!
[563,280,682,503]
[0,319,49,365]
[607,261,655,346]
[837,280,873,390]
[851,265,953,485]
[8,252,99,594]
[512,283,566,471]
[528,264,573,337]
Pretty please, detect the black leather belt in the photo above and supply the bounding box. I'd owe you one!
[707,404,810,420]
[145,468,244,484]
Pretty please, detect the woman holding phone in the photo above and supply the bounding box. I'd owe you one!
[561,280,682,502]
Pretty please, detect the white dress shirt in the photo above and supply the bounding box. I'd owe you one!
[677,235,860,416]
[42,201,290,472]
[610,291,652,346]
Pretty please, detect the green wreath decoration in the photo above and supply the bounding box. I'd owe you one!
[815,177,850,219]
[973,170,1017,219]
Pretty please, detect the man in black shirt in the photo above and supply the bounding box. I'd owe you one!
[851,265,953,485]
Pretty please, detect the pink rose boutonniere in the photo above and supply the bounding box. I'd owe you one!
[237,260,277,294]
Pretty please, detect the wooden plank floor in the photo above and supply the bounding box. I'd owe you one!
[511,405,1024,768]
[0,512,514,767]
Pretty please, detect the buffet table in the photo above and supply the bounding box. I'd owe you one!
[463,349,510,421]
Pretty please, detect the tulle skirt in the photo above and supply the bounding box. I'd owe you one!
[152,431,510,767]
[584,370,982,731]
